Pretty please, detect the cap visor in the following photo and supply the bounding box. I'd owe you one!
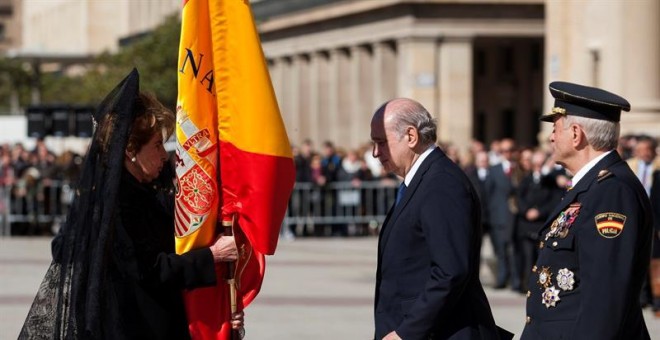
[539,112,557,122]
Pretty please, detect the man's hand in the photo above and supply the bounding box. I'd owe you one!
[209,235,237,262]
[382,331,402,340]
[526,208,540,221]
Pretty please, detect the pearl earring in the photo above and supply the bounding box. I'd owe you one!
[131,157,136,163]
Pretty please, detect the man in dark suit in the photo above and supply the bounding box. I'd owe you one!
[650,169,660,316]
[485,138,520,290]
[371,98,510,340]
[521,82,653,339]
[515,150,563,292]
[467,150,490,232]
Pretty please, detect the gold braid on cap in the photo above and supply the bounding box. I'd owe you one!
[551,107,566,115]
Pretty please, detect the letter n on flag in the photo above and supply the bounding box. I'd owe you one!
[174,0,295,338]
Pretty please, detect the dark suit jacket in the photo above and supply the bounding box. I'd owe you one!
[650,170,660,258]
[521,152,652,339]
[485,164,515,230]
[467,168,489,228]
[375,148,505,340]
[515,172,562,239]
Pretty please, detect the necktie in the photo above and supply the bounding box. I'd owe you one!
[641,163,650,196]
[395,183,407,206]
[641,163,648,187]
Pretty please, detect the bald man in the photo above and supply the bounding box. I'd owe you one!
[371,98,509,340]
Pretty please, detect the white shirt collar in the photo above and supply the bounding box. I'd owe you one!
[570,150,613,187]
[404,145,436,186]
[501,159,511,172]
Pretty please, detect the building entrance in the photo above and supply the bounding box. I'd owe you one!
[472,37,544,148]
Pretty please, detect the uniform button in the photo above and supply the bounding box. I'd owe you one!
[526,290,531,298]
[539,241,544,248]
[526,316,531,324]
[532,265,537,273]
[552,241,558,247]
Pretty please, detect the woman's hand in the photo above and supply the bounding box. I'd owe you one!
[231,311,244,330]
[209,235,237,262]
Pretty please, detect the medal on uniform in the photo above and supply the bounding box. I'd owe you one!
[542,286,561,308]
[556,268,575,291]
[546,203,581,240]
[537,267,552,289]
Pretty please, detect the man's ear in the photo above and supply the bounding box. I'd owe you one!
[406,126,419,148]
[571,124,586,148]
[125,149,134,160]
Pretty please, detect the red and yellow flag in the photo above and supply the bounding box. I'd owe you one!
[175,0,295,338]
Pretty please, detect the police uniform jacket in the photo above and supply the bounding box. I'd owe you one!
[375,147,505,340]
[521,151,652,340]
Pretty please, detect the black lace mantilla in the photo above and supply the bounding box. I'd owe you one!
[20,69,141,339]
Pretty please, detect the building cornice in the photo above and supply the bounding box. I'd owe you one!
[259,0,544,34]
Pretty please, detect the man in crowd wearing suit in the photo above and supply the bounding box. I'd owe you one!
[515,150,563,293]
[467,150,491,236]
[521,82,653,339]
[485,138,520,290]
[370,98,510,340]
[627,136,659,197]
[626,136,660,307]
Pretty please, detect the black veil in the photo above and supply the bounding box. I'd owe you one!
[20,69,141,339]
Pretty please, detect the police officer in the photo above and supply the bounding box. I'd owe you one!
[521,82,653,339]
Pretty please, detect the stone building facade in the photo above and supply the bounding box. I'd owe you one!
[3,0,659,151]
[258,0,660,151]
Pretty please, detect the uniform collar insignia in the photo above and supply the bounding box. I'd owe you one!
[597,169,613,182]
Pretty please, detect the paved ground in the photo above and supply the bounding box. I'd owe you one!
[1,236,658,339]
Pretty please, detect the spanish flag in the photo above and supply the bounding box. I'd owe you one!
[174,0,295,338]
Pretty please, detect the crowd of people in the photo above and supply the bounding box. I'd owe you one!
[0,139,83,235]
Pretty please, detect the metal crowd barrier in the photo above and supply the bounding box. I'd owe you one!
[284,180,399,236]
[0,180,73,236]
[0,180,401,237]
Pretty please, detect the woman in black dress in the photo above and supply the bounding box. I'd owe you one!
[20,69,241,339]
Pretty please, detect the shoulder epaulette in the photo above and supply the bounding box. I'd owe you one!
[597,169,614,182]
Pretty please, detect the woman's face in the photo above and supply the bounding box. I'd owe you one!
[131,132,168,183]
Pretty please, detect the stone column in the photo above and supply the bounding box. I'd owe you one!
[316,51,332,144]
[296,54,312,143]
[372,41,398,108]
[621,0,660,133]
[269,58,284,115]
[397,36,438,117]
[278,57,295,139]
[351,45,373,149]
[335,48,352,148]
[438,37,473,152]
[284,56,301,144]
[308,52,321,142]
[327,49,340,144]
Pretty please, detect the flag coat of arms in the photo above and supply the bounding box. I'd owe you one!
[175,0,295,338]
